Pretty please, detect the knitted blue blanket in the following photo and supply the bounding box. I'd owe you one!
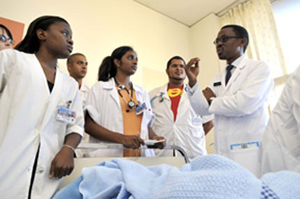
[53,155,300,199]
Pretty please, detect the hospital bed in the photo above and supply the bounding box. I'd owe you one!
[59,143,190,189]
[55,144,300,199]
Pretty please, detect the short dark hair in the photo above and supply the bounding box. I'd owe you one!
[15,16,69,53]
[98,46,134,81]
[221,24,249,52]
[167,56,186,70]
[67,53,86,64]
[0,24,13,40]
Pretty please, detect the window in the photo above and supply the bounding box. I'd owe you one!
[269,0,300,109]
[272,0,300,74]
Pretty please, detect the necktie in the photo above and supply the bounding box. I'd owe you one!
[225,64,234,85]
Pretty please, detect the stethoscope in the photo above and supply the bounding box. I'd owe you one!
[114,78,136,110]
[150,86,188,107]
[114,78,147,114]
[150,92,168,107]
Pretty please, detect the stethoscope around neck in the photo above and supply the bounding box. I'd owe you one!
[114,77,136,110]
[150,92,167,107]
[150,86,188,107]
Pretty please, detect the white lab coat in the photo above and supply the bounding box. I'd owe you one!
[79,84,90,143]
[80,84,90,110]
[0,49,84,199]
[261,66,300,175]
[85,78,155,157]
[75,84,90,157]
[188,56,273,176]
[149,84,213,160]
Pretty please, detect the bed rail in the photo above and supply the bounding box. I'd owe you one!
[77,143,190,163]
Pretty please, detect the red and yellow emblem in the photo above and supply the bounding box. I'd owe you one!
[168,88,183,98]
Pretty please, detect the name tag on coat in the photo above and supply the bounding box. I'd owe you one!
[213,82,222,86]
[136,102,146,115]
[56,107,76,124]
[192,116,202,126]
[230,141,259,150]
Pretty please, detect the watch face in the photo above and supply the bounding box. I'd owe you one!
[128,100,135,109]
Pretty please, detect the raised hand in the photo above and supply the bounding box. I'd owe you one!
[184,57,200,87]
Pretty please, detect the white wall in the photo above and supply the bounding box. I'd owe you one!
[190,13,222,88]
[190,13,221,154]
[0,0,191,89]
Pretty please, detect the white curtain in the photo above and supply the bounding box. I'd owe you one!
[220,0,287,79]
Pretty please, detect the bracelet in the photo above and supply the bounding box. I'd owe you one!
[63,144,75,154]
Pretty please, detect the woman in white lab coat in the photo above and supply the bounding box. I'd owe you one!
[0,16,84,199]
[261,66,300,175]
[85,46,164,157]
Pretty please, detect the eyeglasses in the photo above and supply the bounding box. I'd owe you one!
[0,34,15,45]
[213,35,242,45]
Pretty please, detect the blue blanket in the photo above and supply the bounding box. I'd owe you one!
[53,155,300,199]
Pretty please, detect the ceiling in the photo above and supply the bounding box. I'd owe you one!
[133,0,245,27]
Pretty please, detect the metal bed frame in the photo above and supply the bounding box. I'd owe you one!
[77,142,190,163]
[58,143,190,189]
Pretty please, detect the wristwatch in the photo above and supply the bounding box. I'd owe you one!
[208,97,215,106]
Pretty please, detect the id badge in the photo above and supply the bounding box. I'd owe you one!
[230,141,259,150]
[192,116,202,126]
[56,107,76,124]
[136,102,146,115]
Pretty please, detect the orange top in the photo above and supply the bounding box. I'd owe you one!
[117,86,143,157]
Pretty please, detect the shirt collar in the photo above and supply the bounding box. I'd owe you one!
[104,77,143,94]
[228,54,245,68]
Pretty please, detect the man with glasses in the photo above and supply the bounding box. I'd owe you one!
[184,25,273,177]
[0,24,15,50]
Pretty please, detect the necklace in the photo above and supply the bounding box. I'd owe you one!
[114,78,136,109]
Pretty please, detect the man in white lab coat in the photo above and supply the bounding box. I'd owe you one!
[261,66,300,174]
[67,53,90,157]
[185,25,274,176]
[149,56,213,160]
[67,53,90,109]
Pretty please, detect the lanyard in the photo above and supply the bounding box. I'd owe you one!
[114,78,136,109]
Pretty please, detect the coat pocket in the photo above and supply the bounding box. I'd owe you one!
[229,146,261,177]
